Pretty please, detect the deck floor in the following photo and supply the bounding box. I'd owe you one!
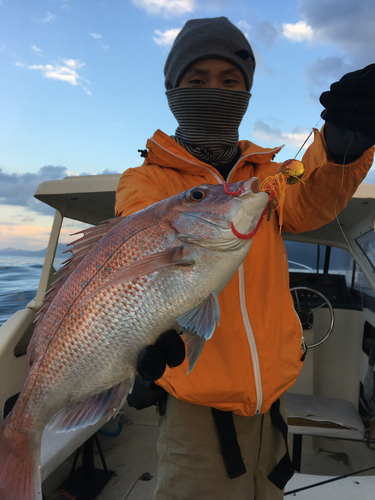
[43,405,159,500]
[43,405,375,500]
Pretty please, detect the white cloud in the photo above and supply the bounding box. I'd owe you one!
[65,59,83,68]
[131,0,195,16]
[90,33,109,49]
[31,45,43,55]
[237,20,252,39]
[83,87,92,96]
[153,28,180,46]
[40,12,56,23]
[253,120,313,149]
[29,59,85,86]
[282,21,314,42]
[299,0,374,67]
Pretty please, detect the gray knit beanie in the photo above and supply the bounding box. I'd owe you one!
[164,17,256,91]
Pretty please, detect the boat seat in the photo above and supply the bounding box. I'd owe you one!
[0,308,35,422]
[41,417,108,481]
[285,392,365,472]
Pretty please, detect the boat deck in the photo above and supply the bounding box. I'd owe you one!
[42,404,375,500]
[43,405,159,500]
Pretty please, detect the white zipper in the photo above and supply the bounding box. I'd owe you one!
[238,263,263,414]
[232,147,283,415]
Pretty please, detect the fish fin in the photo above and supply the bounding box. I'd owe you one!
[51,218,125,301]
[177,292,220,341]
[73,246,194,314]
[177,292,220,373]
[46,380,131,433]
[0,421,43,500]
[182,331,207,374]
[28,217,125,368]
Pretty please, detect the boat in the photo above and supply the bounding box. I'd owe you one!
[1,173,375,499]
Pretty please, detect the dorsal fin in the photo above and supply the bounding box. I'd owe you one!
[28,217,124,368]
[39,217,124,319]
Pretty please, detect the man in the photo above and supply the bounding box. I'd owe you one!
[116,17,375,499]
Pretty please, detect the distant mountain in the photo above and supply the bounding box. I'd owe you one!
[0,243,67,258]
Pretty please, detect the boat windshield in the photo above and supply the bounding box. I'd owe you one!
[356,230,375,270]
[285,240,375,300]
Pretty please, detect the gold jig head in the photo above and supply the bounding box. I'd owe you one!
[280,159,305,185]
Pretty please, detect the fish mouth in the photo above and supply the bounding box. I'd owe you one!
[223,177,261,196]
[230,178,270,239]
[178,178,269,251]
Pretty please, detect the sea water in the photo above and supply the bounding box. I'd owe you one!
[0,256,65,326]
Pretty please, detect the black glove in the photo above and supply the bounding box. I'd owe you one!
[127,330,185,415]
[127,375,168,413]
[320,64,375,163]
[137,329,186,382]
[320,64,375,135]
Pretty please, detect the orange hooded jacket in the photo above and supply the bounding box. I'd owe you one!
[116,129,374,417]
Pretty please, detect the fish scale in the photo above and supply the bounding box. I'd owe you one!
[0,179,269,500]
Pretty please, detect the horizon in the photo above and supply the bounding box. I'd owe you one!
[1,0,374,251]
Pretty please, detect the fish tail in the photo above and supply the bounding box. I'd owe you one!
[0,420,42,500]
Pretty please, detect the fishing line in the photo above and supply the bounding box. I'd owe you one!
[291,98,366,305]
[293,105,332,160]
[293,98,361,260]
[284,464,375,495]
[330,109,366,309]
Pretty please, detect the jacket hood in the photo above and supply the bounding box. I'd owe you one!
[145,130,284,178]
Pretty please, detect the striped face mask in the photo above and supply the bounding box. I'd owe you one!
[166,87,250,167]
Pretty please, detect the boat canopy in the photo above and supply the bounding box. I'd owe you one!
[34,174,122,225]
[35,174,375,250]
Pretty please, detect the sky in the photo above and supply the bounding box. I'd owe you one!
[0,0,374,251]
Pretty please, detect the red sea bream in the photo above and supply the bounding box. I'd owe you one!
[0,179,269,500]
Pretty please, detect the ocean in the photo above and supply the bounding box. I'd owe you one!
[0,256,65,327]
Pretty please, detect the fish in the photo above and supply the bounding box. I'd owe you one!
[0,178,269,500]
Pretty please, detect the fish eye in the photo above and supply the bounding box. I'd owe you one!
[186,188,207,203]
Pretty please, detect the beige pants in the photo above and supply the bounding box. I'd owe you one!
[154,395,287,500]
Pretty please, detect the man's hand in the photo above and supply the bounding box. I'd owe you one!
[137,330,186,381]
[320,64,375,163]
[320,64,375,135]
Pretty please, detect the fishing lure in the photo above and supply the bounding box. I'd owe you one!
[223,158,305,239]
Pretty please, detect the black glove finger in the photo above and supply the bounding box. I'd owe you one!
[331,64,375,98]
[322,110,375,136]
[137,344,166,382]
[320,64,375,136]
[155,330,186,368]
[320,93,375,116]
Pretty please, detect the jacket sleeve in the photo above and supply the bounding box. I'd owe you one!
[281,128,375,233]
[115,165,169,216]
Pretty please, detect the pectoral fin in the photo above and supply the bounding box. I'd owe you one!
[45,379,131,433]
[177,292,220,373]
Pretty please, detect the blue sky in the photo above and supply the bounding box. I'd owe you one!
[0,0,374,250]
